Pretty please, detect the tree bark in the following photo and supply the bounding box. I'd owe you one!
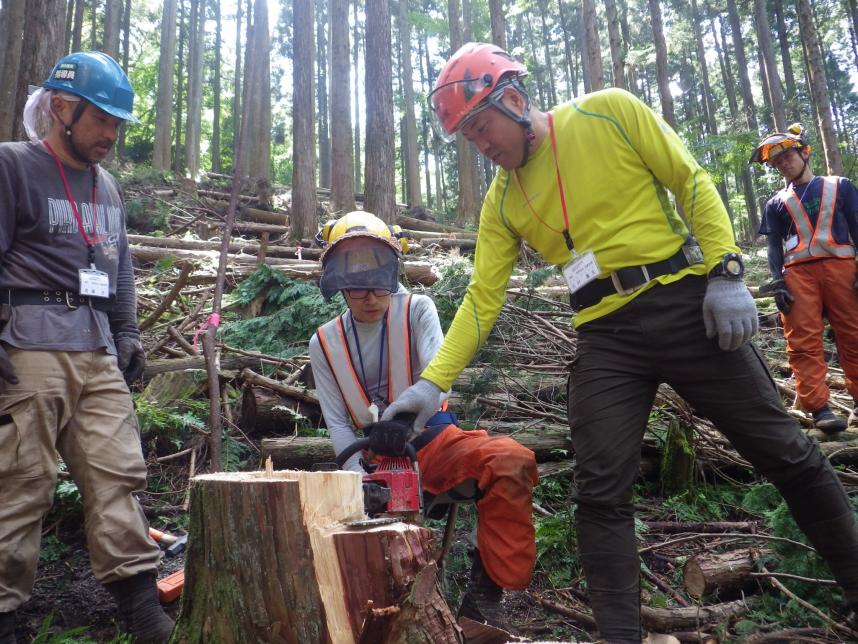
[352,0,363,193]
[212,0,223,173]
[773,0,799,122]
[648,0,675,128]
[240,385,322,435]
[330,0,356,214]
[364,0,397,223]
[489,0,506,48]
[604,0,625,89]
[754,0,786,131]
[0,0,26,142]
[172,470,460,643]
[153,0,178,170]
[245,0,272,186]
[796,0,843,174]
[184,0,205,178]
[582,0,604,91]
[316,3,331,191]
[398,0,422,208]
[683,548,770,599]
[292,0,318,241]
[103,0,122,59]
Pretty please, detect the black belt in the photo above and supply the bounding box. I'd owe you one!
[570,244,704,311]
[0,289,115,312]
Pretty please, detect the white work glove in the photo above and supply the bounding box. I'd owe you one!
[702,277,759,351]
[381,378,443,436]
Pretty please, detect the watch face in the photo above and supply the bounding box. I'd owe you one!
[726,259,742,276]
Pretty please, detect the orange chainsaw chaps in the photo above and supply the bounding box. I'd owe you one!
[417,425,538,590]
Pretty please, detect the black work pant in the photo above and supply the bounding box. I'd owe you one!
[569,275,858,642]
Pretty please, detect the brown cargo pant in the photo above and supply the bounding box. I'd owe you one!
[0,347,161,611]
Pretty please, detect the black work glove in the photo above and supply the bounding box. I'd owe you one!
[367,418,412,456]
[761,278,795,314]
[115,334,145,385]
[0,344,18,384]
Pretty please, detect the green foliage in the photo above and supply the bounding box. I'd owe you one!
[39,535,70,564]
[29,614,99,644]
[532,476,579,586]
[135,396,209,449]
[222,266,344,353]
[53,479,84,517]
[221,434,251,472]
[659,484,743,523]
[422,255,474,332]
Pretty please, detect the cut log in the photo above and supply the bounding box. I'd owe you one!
[143,355,262,379]
[683,548,771,599]
[396,214,472,234]
[172,470,461,644]
[641,597,756,631]
[240,384,321,435]
[128,233,321,260]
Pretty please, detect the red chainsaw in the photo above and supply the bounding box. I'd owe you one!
[335,414,423,522]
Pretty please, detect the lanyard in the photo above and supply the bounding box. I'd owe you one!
[42,140,99,265]
[350,312,386,405]
[513,112,575,251]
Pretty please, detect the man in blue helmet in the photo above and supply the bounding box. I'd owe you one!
[0,52,173,644]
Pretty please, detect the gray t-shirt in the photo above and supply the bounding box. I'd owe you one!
[309,292,445,472]
[0,141,137,353]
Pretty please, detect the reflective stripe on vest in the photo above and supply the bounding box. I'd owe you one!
[782,176,856,266]
[316,293,413,429]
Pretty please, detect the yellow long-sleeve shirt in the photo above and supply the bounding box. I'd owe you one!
[421,88,739,391]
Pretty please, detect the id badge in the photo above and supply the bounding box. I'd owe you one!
[785,235,799,251]
[562,250,600,294]
[79,268,110,298]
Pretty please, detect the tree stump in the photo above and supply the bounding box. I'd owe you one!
[171,469,461,644]
[683,548,770,599]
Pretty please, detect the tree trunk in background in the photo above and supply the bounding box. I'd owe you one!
[604,0,625,89]
[330,0,356,214]
[537,0,558,106]
[233,1,242,164]
[398,0,422,208]
[796,0,842,175]
[211,0,222,173]
[489,0,506,48]
[582,0,603,91]
[292,0,317,240]
[185,0,205,179]
[12,0,65,143]
[557,0,575,98]
[847,0,858,73]
[72,0,84,52]
[63,0,74,55]
[754,0,786,131]
[174,0,186,174]
[103,0,121,59]
[726,0,759,134]
[0,0,26,142]
[352,0,363,193]
[648,0,675,128]
[364,0,397,223]
[153,0,178,171]
[117,0,131,159]
[246,0,272,187]
[316,5,331,190]
[773,0,798,123]
[691,0,731,219]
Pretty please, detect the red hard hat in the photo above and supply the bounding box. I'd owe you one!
[429,42,527,142]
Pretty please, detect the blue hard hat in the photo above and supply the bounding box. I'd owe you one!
[42,51,139,124]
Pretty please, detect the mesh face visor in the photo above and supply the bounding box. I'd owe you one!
[319,238,401,301]
[750,134,803,165]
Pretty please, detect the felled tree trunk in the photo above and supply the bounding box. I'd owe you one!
[240,385,321,435]
[171,469,461,644]
[683,548,770,599]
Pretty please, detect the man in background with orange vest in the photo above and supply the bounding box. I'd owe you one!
[308,211,538,629]
[752,124,858,433]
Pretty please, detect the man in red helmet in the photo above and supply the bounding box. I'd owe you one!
[310,211,538,630]
[0,53,173,644]
[384,42,858,641]
[752,125,858,433]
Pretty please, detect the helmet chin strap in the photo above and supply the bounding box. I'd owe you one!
[518,124,536,169]
[51,100,91,166]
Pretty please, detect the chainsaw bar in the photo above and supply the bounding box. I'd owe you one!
[345,517,398,529]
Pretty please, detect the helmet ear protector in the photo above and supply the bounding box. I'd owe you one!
[749,122,812,166]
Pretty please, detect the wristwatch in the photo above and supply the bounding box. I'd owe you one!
[708,253,745,280]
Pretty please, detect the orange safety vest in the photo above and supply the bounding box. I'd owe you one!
[781,176,857,267]
[316,293,414,429]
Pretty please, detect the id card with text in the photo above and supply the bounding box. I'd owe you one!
[79,268,110,298]
[562,250,600,294]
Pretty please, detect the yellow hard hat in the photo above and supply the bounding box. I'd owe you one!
[316,211,409,261]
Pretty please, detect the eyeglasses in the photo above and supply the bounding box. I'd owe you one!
[344,288,392,299]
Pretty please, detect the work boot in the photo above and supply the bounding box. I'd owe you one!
[812,405,848,435]
[0,611,16,644]
[105,572,174,644]
[457,551,507,630]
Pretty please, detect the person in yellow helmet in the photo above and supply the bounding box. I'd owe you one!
[309,211,538,630]
[752,124,858,434]
[385,43,858,640]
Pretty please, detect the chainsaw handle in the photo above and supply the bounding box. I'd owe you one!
[335,437,371,468]
[335,438,418,469]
